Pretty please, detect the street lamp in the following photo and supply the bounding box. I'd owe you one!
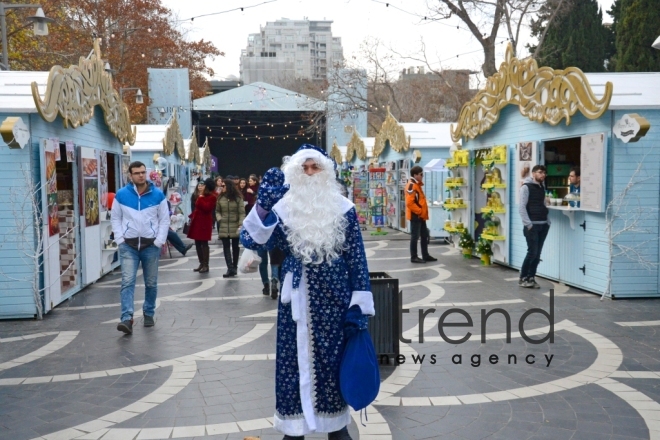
[652,36,660,50]
[120,87,143,104]
[0,4,54,70]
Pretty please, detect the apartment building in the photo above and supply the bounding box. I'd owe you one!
[240,18,344,85]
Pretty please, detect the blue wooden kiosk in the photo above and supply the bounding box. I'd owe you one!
[0,41,136,318]
[452,44,660,298]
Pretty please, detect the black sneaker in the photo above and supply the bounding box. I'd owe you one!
[182,243,193,256]
[144,315,155,327]
[411,257,426,264]
[526,278,541,289]
[518,278,527,286]
[262,283,270,296]
[117,319,133,334]
[271,280,279,300]
[423,255,438,262]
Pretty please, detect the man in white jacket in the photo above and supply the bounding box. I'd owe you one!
[111,161,170,334]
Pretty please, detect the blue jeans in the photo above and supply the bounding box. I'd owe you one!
[257,248,280,285]
[520,223,550,280]
[119,243,160,322]
[167,230,186,254]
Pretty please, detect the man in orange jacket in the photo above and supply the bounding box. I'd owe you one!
[405,166,437,263]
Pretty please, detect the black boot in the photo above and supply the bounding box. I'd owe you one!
[193,243,203,271]
[262,283,270,295]
[271,278,279,300]
[223,252,236,278]
[199,245,210,273]
[328,426,352,440]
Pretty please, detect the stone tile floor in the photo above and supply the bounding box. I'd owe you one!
[2,231,660,439]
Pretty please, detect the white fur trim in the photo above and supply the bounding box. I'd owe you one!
[273,410,351,436]
[295,270,316,431]
[281,272,293,305]
[242,206,278,245]
[349,290,375,316]
[290,148,334,169]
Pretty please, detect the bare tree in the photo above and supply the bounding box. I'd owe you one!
[0,167,76,319]
[603,151,660,300]
[426,0,557,76]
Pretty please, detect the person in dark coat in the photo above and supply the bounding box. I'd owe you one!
[244,174,259,215]
[186,178,217,273]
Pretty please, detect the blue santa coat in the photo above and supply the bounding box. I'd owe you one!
[240,197,373,436]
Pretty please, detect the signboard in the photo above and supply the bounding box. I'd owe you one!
[580,133,607,213]
[613,113,650,143]
[0,117,29,149]
[210,154,219,173]
[515,141,538,205]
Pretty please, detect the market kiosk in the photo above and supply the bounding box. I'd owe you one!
[451,44,660,298]
[0,40,136,318]
[126,108,186,198]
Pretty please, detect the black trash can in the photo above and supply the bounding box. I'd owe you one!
[368,272,400,365]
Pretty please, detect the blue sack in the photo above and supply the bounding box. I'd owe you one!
[340,328,380,411]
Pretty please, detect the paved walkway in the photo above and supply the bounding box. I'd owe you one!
[2,232,660,440]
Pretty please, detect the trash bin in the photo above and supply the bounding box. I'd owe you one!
[368,272,400,365]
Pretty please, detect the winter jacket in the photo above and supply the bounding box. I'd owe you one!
[111,182,170,249]
[519,176,550,228]
[187,193,218,241]
[405,177,429,221]
[244,184,258,211]
[216,195,246,238]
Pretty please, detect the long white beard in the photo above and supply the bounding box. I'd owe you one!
[281,160,347,265]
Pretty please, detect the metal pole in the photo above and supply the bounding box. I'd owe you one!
[0,3,44,71]
[1,4,8,70]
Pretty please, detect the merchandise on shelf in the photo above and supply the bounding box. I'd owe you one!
[369,168,387,227]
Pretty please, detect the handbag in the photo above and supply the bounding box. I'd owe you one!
[182,221,190,235]
[340,328,380,411]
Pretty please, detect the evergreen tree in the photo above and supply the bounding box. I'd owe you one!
[530,0,612,72]
[610,0,660,72]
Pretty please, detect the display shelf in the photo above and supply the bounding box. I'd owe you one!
[480,206,506,214]
[446,182,467,188]
[481,183,507,189]
[444,202,469,210]
[481,158,507,166]
[481,233,506,241]
[444,226,466,233]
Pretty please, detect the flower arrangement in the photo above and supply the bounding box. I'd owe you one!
[458,230,474,258]
[476,237,493,256]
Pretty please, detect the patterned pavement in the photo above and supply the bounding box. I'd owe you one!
[1,232,660,440]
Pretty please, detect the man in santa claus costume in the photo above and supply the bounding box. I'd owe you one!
[241,144,374,440]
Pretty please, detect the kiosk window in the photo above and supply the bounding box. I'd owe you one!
[543,137,580,199]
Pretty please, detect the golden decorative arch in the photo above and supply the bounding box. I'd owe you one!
[373,108,410,158]
[31,39,136,146]
[163,108,185,158]
[330,141,343,164]
[187,130,200,164]
[346,130,366,161]
[451,44,613,142]
[199,137,211,166]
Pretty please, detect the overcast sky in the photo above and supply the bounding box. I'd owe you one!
[162,0,615,80]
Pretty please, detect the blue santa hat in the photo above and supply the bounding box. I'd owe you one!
[291,143,336,169]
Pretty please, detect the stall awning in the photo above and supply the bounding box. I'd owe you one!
[423,158,447,172]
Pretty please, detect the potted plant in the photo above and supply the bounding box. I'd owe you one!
[458,230,474,259]
[476,237,493,266]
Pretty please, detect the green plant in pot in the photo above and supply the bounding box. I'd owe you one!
[458,230,474,259]
[476,237,493,265]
